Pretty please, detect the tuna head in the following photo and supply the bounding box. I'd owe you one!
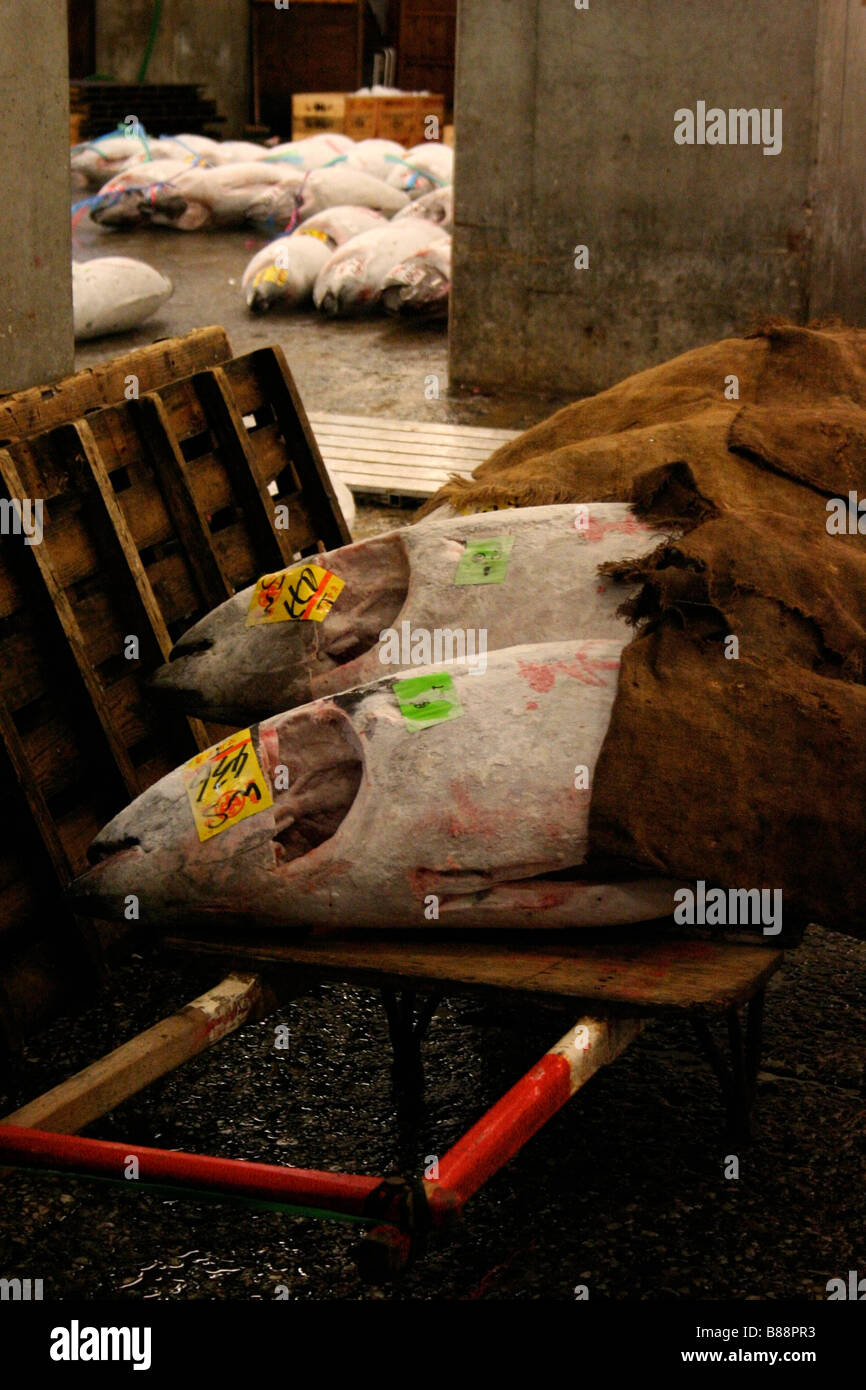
[381,237,451,318]
[148,535,410,723]
[70,707,365,934]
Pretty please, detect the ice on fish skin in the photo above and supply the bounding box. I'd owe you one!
[381,234,451,318]
[385,142,454,198]
[71,639,679,934]
[72,256,173,340]
[241,207,385,311]
[148,503,670,724]
[296,167,410,222]
[312,219,436,316]
[393,184,453,232]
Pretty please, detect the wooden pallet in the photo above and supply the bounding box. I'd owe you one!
[69,82,223,141]
[307,412,520,502]
[0,335,348,1051]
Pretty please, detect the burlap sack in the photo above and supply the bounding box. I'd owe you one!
[421,322,866,939]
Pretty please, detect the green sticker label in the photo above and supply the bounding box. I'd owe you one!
[453,536,514,585]
[393,671,463,731]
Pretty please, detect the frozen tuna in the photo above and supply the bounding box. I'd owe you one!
[72,256,173,340]
[312,219,436,316]
[71,135,184,187]
[149,504,669,724]
[242,233,331,311]
[242,206,385,311]
[72,640,679,934]
[86,160,194,226]
[385,142,454,197]
[261,133,356,169]
[381,233,451,317]
[148,162,305,230]
[296,167,410,222]
[393,184,453,232]
[341,138,407,182]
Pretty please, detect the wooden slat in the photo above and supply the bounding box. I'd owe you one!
[306,411,521,499]
[0,447,141,798]
[241,348,352,548]
[0,697,72,886]
[1,973,269,1136]
[131,394,234,610]
[0,327,232,445]
[65,422,211,755]
[308,411,521,443]
[193,367,294,572]
[160,934,784,1014]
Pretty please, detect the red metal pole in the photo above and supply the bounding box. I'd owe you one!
[0,1125,381,1218]
[425,1017,643,1226]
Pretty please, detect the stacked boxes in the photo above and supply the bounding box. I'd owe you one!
[293,92,446,146]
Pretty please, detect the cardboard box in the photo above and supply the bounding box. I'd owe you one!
[293,92,446,147]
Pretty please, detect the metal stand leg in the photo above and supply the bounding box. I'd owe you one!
[380,988,443,1096]
[691,990,766,1142]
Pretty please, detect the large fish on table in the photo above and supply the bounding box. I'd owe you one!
[148,504,670,724]
[71,640,679,934]
[312,218,437,315]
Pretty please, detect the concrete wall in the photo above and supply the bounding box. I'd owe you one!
[95,0,249,137]
[0,0,73,392]
[451,0,835,395]
[810,0,866,322]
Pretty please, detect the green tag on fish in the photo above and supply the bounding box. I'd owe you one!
[393,671,463,731]
[453,536,513,585]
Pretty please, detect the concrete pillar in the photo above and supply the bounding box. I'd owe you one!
[0,0,73,393]
[451,0,830,396]
[95,0,249,138]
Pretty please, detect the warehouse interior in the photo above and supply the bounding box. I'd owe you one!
[0,0,863,1334]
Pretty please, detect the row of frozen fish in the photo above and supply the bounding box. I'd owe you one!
[241,192,451,318]
[71,504,681,935]
[73,131,452,231]
[71,128,454,324]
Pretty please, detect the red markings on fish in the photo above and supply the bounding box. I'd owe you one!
[517,648,621,692]
[580,513,652,543]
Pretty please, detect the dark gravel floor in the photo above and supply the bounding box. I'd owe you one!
[1,925,863,1301]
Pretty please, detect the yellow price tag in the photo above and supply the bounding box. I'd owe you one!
[183,730,274,843]
[245,564,345,627]
[252,264,287,289]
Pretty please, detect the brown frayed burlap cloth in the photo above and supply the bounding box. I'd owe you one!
[420,322,866,940]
